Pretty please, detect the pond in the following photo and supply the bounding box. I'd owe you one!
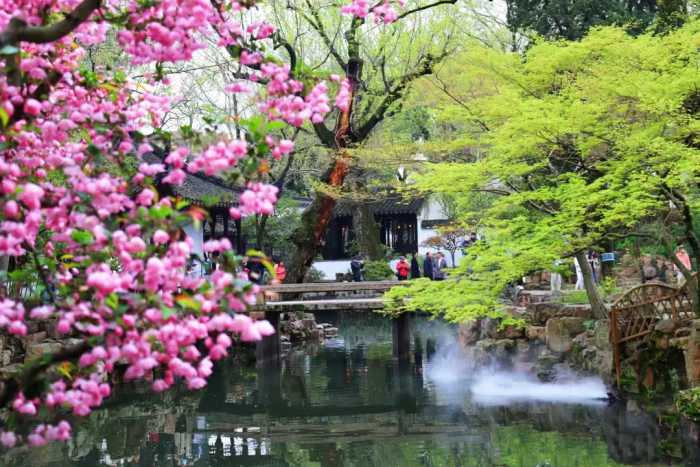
[4,312,699,466]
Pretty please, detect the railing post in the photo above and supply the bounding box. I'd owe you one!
[610,308,622,387]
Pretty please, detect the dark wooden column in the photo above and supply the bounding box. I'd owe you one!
[235,219,243,254]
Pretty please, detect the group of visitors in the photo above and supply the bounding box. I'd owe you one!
[573,251,601,290]
[642,247,691,285]
[349,252,448,282]
[240,257,288,285]
[395,252,448,281]
[550,246,694,293]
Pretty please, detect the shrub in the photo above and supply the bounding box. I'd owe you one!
[560,290,590,304]
[304,267,325,283]
[364,260,394,281]
[677,387,700,421]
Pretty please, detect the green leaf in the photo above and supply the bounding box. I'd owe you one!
[71,230,94,246]
[9,269,33,282]
[176,295,202,311]
[175,199,190,210]
[161,306,176,319]
[105,293,119,310]
[149,205,173,219]
[0,107,9,127]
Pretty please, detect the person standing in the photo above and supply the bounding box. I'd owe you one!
[410,254,421,279]
[275,260,287,283]
[574,257,584,290]
[423,252,434,280]
[587,250,599,284]
[396,256,410,281]
[433,252,447,281]
[676,247,692,283]
[550,260,563,295]
[350,255,364,282]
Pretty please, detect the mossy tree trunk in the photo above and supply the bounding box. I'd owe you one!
[353,203,383,260]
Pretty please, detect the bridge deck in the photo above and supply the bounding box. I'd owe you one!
[258,280,402,312]
[264,297,384,311]
[262,280,398,294]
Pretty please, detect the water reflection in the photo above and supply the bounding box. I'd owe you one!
[3,312,698,466]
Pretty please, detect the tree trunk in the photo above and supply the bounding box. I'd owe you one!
[633,237,645,284]
[575,251,607,319]
[255,214,268,254]
[285,155,351,283]
[285,61,359,283]
[353,203,383,260]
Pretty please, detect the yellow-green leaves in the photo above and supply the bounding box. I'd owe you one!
[388,20,700,323]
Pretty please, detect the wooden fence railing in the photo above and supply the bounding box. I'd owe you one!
[609,278,695,386]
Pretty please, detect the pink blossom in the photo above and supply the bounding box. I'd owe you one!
[23,98,42,116]
[19,183,44,210]
[152,230,169,244]
[29,305,54,320]
[3,200,19,218]
[162,169,186,185]
[0,431,17,448]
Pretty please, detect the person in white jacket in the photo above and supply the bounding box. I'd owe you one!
[574,258,584,290]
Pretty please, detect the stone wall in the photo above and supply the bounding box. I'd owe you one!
[459,292,700,396]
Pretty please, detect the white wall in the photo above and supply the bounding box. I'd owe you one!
[310,260,351,281]
[184,223,205,276]
[416,197,464,268]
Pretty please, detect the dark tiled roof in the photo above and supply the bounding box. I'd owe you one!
[333,197,424,217]
[172,173,242,207]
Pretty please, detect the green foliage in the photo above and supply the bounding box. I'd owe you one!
[363,260,394,281]
[304,266,325,283]
[676,387,700,421]
[388,21,700,322]
[242,196,302,260]
[600,276,620,297]
[560,290,590,305]
[505,0,672,40]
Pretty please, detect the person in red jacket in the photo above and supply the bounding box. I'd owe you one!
[275,260,287,283]
[396,256,410,281]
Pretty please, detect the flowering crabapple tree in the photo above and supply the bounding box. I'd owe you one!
[0,0,407,449]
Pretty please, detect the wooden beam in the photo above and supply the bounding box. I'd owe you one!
[264,298,384,311]
[261,280,399,294]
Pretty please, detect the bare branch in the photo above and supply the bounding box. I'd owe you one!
[0,0,101,47]
[395,0,458,21]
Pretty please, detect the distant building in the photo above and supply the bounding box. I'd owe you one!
[148,147,461,281]
[311,196,462,280]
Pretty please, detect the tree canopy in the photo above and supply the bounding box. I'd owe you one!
[386,19,700,321]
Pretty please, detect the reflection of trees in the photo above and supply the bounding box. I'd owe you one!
[3,314,693,467]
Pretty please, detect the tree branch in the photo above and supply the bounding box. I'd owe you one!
[297,0,346,69]
[354,53,443,141]
[395,0,458,21]
[0,341,90,410]
[0,0,101,47]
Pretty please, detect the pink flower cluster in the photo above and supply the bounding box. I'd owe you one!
[0,299,27,336]
[331,75,352,113]
[188,140,248,175]
[115,0,220,64]
[26,422,71,446]
[0,0,394,450]
[341,0,406,24]
[230,183,279,218]
[266,136,295,160]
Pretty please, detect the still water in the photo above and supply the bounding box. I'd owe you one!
[4,312,700,466]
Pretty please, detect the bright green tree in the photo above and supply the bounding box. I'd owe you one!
[387,20,700,321]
